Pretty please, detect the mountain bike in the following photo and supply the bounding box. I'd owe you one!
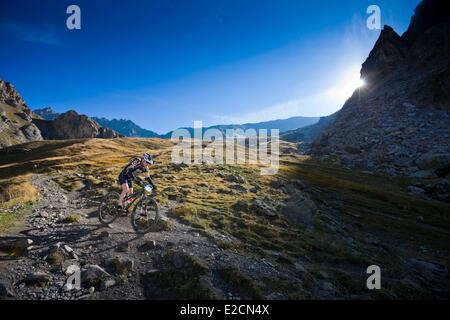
[98,183,159,234]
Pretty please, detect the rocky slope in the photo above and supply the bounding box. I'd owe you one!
[0,80,27,107]
[0,80,43,148]
[1,79,122,147]
[311,0,450,183]
[33,111,122,140]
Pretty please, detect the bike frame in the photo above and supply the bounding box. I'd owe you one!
[122,188,145,212]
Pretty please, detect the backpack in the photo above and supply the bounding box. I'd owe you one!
[122,157,141,171]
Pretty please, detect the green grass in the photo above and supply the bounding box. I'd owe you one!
[217,266,264,299]
[62,214,80,223]
[0,201,35,234]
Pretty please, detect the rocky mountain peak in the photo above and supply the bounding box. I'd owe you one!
[0,79,27,107]
[360,25,407,84]
[310,0,450,185]
[361,0,449,87]
[34,107,59,120]
[33,110,122,140]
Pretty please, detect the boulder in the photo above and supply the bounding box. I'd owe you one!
[105,257,134,275]
[223,174,245,184]
[23,272,50,286]
[139,240,157,251]
[407,185,427,197]
[81,264,110,288]
[281,194,318,230]
[0,281,14,298]
[229,184,247,193]
[251,199,277,217]
[416,153,450,171]
[64,264,80,276]
[231,200,249,212]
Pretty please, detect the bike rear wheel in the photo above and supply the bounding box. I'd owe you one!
[98,191,120,225]
[131,196,159,234]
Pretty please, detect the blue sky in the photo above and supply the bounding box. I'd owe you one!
[0,0,420,133]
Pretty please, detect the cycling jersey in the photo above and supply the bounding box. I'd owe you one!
[118,158,149,188]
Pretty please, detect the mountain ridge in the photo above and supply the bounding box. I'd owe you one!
[310,0,449,186]
[35,106,319,139]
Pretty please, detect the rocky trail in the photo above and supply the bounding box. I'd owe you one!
[0,174,295,300]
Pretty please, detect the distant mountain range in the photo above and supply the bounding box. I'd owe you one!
[161,116,320,138]
[281,112,337,149]
[92,117,160,138]
[35,107,319,139]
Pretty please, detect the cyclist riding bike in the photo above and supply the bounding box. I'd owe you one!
[118,153,157,210]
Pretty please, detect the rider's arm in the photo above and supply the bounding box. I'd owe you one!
[142,170,156,189]
[145,176,156,188]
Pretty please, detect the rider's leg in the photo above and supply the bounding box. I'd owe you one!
[127,180,133,199]
[119,183,129,208]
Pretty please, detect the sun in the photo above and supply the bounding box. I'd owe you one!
[342,68,365,91]
[325,67,366,101]
[355,78,366,88]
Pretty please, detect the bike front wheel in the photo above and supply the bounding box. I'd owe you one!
[131,196,159,234]
[98,191,120,225]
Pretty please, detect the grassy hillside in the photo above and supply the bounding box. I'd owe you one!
[1,138,449,298]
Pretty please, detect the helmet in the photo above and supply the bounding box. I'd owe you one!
[143,153,154,164]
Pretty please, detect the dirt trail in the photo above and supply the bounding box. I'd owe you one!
[0,174,288,300]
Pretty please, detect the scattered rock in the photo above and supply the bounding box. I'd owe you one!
[291,179,306,190]
[105,257,134,275]
[0,281,14,298]
[139,240,157,251]
[281,194,317,230]
[251,200,277,217]
[63,282,75,292]
[81,265,110,288]
[99,230,110,239]
[38,212,49,218]
[65,264,80,276]
[116,242,130,253]
[410,258,449,281]
[407,185,427,197]
[46,242,78,265]
[229,184,247,193]
[231,200,248,212]
[223,174,245,184]
[101,279,116,290]
[416,153,450,171]
[249,184,261,193]
[23,272,50,286]
[411,170,437,179]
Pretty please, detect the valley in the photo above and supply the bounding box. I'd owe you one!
[1,138,449,299]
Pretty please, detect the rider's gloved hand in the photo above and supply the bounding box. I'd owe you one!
[145,177,156,189]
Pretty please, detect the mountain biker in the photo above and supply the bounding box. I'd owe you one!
[118,153,157,210]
